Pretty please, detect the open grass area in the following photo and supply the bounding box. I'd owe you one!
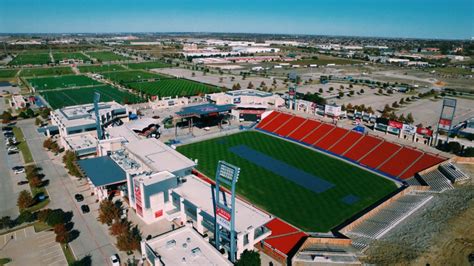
[40,85,144,109]
[177,131,397,232]
[0,69,19,79]
[61,244,76,264]
[433,67,472,75]
[126,61,171,70]
[283,55,364,66]
[27,75,102,91]
[53,52,90,62]
[102,70,169,84]
[9,53,51,66]
[86,51,129,62]
[20,67,74,77]
[12,127,33,164]
[129,79,221,97]
[33,221,51,232]
[0,258,12,265]
[78,64,126,73]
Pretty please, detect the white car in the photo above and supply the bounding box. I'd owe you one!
[7,146,19,152]
[110,255,120,266]
[14,168,25,174]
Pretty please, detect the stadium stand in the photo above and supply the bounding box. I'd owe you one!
[359,142,402,170]
[438,163,469,183]
[328,131,364,155]
[399,153,446,179]
[274,116,306,137]
[301,123,335,145]
[287,119,321,141]
[346,193,433,250]
[418,169,453,192]
[255,111,447,180]
[378,147,423,177]
[314,127,350,150]
[344,135,383,162]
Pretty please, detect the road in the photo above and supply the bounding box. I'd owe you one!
[16,119,120,265]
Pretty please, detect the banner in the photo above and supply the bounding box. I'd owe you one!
[134,180,143,217]
[389,120,403,129]
[439,118,452,130]
[239,109,265,115]
[216,207,231,230]
[402,124,416,135]
[416,127,433,136]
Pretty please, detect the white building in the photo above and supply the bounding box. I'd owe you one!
[232,46,280,54]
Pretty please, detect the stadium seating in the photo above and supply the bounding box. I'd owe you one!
[344,135,383,162]
[399,153,445,179]
[359,142,402,170]
[419,169,453,192]
[256,111,281,129]
[287,119,321,141]
[328,131,364,155]
[438,163,469,183]
[378,147,423,177]
[260,112,293,132]
[274,116,307,137]
[301,123,335,145]
[314,127,350,150]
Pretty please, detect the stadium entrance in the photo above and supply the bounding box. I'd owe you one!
[175,103,235,133]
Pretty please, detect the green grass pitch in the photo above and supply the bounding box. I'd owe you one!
[128,79,221,97]
[86,51,130,62]
[0,69,19,79]
[27,75,102,91]
[9,53,52,66]
[53,52,90,62]
[20,67,74,77]
[126,61,171,70]
[39,85,144,109]
[101,70,169,84]
[177,131,398,232]
[78,64,126,73]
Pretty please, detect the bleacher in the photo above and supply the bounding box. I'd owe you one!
[346,193,433,250]
[438,163,469,183]
[419,169,453,192]
[256,111,447,181]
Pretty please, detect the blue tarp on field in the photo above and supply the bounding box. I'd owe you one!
[229,145,334,193]
[341,194,360,205]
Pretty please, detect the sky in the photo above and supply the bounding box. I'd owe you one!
[0,0,473,39]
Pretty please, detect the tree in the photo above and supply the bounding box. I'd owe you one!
[392,101,399,108]
[35,117,42,126]
[338,91,344,98]
[0,216,13,230]
[260,81,266,88]
[341,104,346,111]
[360,89,365,94]
[191,72,195,77]
[45,209,66,227]
[110,220,130,236]
[346,103,354,110]
[17,190,34,210]
[116,229,141,252]
[367,106,374,114]
[43,138,54,150]
[378,88,383,94]
[219,77,223,83]
[37,209,51,223]
[1,111,13,124]
[235,250,260,266]
[319,88,323,93]
[29,175,42,188]
[399,98,405,105]
[447,142,462,155]
[247,82,254,89]
[98,200,120,225]
[54,223,70,244]
[406,113,414,124]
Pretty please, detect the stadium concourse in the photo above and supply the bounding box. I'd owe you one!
[256,110,447,181]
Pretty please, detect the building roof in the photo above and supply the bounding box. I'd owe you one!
[173,175,272,233]
[145,225,231,266]
[77,156,126,187]
[176,103,235,117]
[125,139,196,174]
[264,218,308,255]
[52,101,126,128]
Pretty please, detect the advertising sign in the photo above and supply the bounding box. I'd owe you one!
[402,124,416,135]
[324,104,342,117]
[216,207,231,230]
[389,120,403,129]
[134,180,143,217]
[417,127,433,136]
[439,118,452,130]
[233,97,241,104]
[288,87,296,96]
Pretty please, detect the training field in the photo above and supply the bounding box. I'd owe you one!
[78,64,126,73]
[20,67,74,77]
[102,70,169,84]
[27,75,101,91]
[0,69,19,79]
[86,51,129,62]
[53,52,90,62]
[40,85,144,109]
[177,131,397,232]
[129,79,221,97]
[126,61,171,70]
[9,53,51,65]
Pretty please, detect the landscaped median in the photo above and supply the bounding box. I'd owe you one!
[12,126,34,164]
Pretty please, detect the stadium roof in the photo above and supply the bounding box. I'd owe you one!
[176,103,234,117]
[77,156,126,187]
[263,218,308,255]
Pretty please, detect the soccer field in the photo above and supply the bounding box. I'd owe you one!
[102,70,168,84]
[0,69,19,79]
[20,67,74,77]
[126,61,171,70]
[86,51,129,62]
[40,85,144,109]
[53,52,90,62]
[9,53,51,66]
[129,79,221,97]
[78,64,126,73]
[27,75,101,91]
[177,131,398,232]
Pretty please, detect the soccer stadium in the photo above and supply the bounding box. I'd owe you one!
[177,110,447,234]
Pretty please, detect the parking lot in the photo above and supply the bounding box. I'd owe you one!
[0,226,67,265]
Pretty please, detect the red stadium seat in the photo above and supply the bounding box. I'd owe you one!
[378,147,424,177]
[256,111,281,129]
[274,116,307,137]
[399,153,446,179]
[261,113,293,132]
[287,119,321,141]
[328,131,364,155]
[314,127,350,150]
[301,123,335,145]
[359,142,402,169]
[344,135,383,162]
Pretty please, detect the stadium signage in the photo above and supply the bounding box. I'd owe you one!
[216,207,231,230]
[389,120,403,129]
[417,127,433,136]
[134,180,143,217]
[402,124,416,135]
[438,118,452,130]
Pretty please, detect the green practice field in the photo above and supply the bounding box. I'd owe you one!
[27,75,101,91]
[53,52,90,62]
[86,51,129,62]
[9,53,51,65]
[279,55,364,66]
[20,67,73,77]
[126,61,171,70]
[78,64,126,73]
[0,69,19,79]
[177,131,397,232]
[40,85,144,109]
[102,70,168,83]
[129,79,221,97]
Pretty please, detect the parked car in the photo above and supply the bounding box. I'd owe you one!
[17,181,29,185]
[80,205,90,214]
[7,150,18,155]
[7,146,19,152]
[74,194,84,202]
[1,126,13,131]
[110,255,120,266]
[13,168,25,174]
